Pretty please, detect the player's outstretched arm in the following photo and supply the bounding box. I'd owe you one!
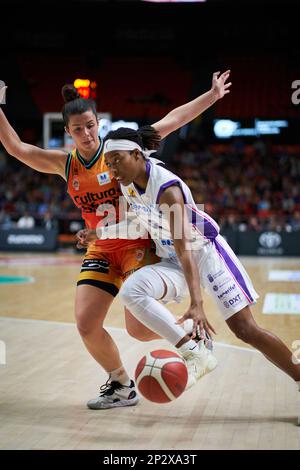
[152,70,231,140]
[0,96,67,178]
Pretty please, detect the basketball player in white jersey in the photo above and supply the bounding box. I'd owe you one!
[80,127,300,417]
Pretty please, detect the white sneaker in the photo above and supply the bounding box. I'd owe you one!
[181,340,218,389]
[87,379,139,410]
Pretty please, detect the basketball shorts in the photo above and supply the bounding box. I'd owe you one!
[141,234,259,321]
[77,245,159,297]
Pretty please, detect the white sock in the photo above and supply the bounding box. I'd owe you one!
[179,339,198,355]
[109,366,130,386]
[297,381,300,392]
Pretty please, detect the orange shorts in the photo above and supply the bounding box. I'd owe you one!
[77,245,159,296]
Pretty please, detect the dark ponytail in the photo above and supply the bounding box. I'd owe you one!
[104,125,161,151]
[61,84,97,126]
[62,84,81,102]
[138,125,161,150]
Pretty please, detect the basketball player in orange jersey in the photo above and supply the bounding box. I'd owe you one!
[0,70,231,409]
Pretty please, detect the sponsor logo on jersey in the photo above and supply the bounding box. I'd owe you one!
[131,203,152,213]
[224,294,241,308]
[217,277,232,289]
[161,239,174,246]
[73,188,120,213]
[207,270,225,283]
[80,259,110,274]
[218,284,236,299]
[128,188,137,197]
[97,171,111,186]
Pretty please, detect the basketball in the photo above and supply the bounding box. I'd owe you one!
[135,349,188,403]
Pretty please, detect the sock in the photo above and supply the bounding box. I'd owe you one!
[109,366,130,386]
[179,339,198,355]
[297,381,300,392]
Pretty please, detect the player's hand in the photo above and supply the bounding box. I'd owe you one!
[75,229,97,249]
[211,70,231,100]
[176,301,216,339]
[75,229,89,249]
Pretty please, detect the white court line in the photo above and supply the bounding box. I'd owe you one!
[268,270,300,282]
[0,316,258,354]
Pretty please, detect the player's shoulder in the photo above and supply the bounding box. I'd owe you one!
[150,159,180,182]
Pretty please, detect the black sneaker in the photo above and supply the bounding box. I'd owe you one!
[87,379,139,410]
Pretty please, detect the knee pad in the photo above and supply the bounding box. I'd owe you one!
[119,266,187,346]
[120,266,165,306]
[120,265,183,307]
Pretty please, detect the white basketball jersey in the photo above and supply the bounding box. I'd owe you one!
[120,158,220,258]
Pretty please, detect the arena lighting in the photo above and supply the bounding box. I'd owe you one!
[214,119,238,138]
[214,119,289,138]
[98,119,139,139]
[74,79,90,88]
[73,78,97,100]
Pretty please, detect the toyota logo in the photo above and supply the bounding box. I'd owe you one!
[259,232,282,248]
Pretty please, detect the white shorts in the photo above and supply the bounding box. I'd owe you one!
[148,234,259,321]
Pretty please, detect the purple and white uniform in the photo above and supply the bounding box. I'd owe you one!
[121,158,259,320]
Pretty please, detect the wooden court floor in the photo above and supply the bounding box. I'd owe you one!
[0,252,299,449]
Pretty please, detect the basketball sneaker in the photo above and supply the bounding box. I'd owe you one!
[87,379,139,410]
[181,340,218,390]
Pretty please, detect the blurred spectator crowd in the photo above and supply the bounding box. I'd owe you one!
[1,138,300,234]
[170,138,300,233]
[0,148,82,235]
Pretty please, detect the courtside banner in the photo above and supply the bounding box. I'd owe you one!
[0,228,58,252]
[237,231,300,256]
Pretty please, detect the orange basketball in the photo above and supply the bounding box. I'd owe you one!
[135,349,188,403]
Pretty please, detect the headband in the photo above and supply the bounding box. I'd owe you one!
[103,139,156,158]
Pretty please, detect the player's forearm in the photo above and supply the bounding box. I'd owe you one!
[175,242,203,306]
[165,89,218,128]
[0,108,22,154]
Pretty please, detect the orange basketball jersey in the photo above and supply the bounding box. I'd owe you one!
[66,144,150,252]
